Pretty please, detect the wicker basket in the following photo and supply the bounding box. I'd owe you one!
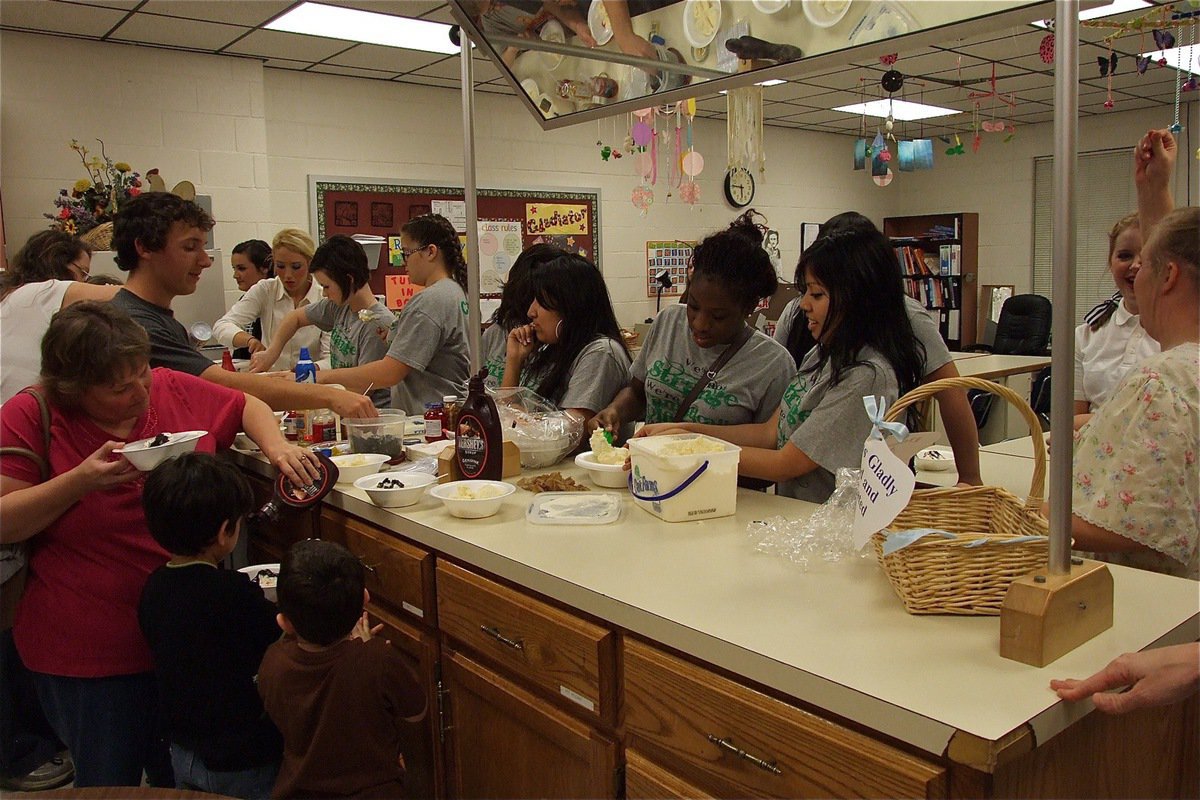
[79,221,114,251]
[871,377,1049,615]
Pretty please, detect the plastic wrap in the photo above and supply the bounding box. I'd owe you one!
[745,468,869,571]
[491,387,583,468]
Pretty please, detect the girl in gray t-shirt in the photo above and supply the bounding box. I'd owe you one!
[593,210,794,440]
[502,254,631,437]
[482,244,565,385]
[250,235,396,408]
[640,228,927,503]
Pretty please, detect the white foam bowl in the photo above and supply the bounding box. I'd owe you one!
[239,563,280,603]
[353,471,437,508]
[914,447,955,472]
[329,453,390,484]
[588,0,613,45]
[429,480,516,519]
[801,0,851,28]
[752,0,789,13]
[575,451,629,488]
[683,0,722,48]
[116,430,207,471]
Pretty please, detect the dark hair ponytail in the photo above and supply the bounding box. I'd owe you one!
[232,239,273,278]
[402,213,468,293]
[690,209,778,313]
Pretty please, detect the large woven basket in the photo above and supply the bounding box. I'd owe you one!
[871,377,1049,615]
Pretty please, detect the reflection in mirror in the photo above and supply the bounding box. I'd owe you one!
[450,0,1056,128]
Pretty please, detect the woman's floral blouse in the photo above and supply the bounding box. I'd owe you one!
[1072,343,1199,580]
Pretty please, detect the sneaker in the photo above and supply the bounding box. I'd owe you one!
[0,751,74,792]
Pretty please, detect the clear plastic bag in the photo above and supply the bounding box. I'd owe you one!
[744,468,868,571]
[491,387,583,468]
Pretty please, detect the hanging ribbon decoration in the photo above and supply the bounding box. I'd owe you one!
[680,98,702,204]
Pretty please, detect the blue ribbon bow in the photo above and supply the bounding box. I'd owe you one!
[863,396,909,442]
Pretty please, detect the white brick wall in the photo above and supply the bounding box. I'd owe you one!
[5,30,1190,324]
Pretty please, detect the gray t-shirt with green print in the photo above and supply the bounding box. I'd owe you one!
[481,322,508,386]
[386,278,471,414]
[631,305,794,426]
[775,345,899,504]
[305,299,397,408]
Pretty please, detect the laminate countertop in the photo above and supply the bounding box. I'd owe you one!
[232,452,1198,760]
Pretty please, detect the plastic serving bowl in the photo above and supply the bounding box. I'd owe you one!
[116,430,207,471]
[575,451,629,488]
[239,563,280,603]
[682,0,722,48]
[429,480,516,519]
[801,0,851,28]
[329,453,390,484]
[353,471,437,508]
[516,436,573,469]
[914,447,955,472]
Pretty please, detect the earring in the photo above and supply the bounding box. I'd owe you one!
[555,320,563,340]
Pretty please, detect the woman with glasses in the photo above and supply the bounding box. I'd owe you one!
[1,230,120,404]
[592,211,794,439]
[213,229,329,373]
[501,253,631,440]
[317,214,470,414]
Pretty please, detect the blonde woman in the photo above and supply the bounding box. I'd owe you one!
[1072,213,1159,427]
[213,229,329,372]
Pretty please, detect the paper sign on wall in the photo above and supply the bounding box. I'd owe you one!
[525,203,589,235]
[477,219,523,294]
[385,274,424,311]
[431,200,467,232]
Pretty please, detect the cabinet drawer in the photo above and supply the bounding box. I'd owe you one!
[436,561,616,724]
[624,639,946,799]
[321,509,435,625]
[625,749,714,799]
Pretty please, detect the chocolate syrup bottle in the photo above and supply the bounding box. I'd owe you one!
[454,369,502,480]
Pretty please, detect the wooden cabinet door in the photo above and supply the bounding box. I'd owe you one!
[440,649,618,800]
[365,603,442,800]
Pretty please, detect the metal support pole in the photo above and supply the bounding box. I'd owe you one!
[460,31,482,374]
[1049,0,1078,575]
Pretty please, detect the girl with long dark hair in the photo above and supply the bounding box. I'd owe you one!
[502,254,631,435]
[318,214,470,413]
[481,243,565,384]
[641,227,926,503]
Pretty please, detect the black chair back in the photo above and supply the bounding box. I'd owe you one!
[992,294,1052,356]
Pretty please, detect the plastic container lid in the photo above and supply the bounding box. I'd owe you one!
[526,492,622,525]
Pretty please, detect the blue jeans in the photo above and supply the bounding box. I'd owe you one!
[171,744,277,800]
[32,671,172,788]
[0,631,61,779]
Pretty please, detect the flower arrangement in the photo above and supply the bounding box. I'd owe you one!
[46,139,146,236]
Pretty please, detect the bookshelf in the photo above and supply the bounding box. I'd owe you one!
[883,212,978,350]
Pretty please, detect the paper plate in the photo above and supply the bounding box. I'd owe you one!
[588,0,613,46]
[682,0,722,48]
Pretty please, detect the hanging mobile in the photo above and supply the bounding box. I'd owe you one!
[1169,23,1184,132]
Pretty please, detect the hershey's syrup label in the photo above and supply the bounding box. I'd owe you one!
[456,412,488,478]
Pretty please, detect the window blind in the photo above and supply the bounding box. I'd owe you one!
[1032,149,1137,323]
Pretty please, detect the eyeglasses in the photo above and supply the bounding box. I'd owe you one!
[400,244,428,261]
[68,260,91,279]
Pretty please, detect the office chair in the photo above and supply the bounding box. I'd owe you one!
[968,294,1052,428]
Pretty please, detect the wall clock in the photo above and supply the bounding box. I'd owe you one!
[723,166,754,208]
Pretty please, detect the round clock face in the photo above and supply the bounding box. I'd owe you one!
[724,167,755,208]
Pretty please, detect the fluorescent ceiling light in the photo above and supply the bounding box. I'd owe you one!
[266,2,459,54]
[718,79,786,94]
[1031,0,1151,28]
[1140,45,1200,72]
[833,98,961,121]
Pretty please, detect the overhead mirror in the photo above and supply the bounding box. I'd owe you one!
[450,0,1062,129]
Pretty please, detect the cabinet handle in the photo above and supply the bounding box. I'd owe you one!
[706,735,783,776]
[479,624,524,651]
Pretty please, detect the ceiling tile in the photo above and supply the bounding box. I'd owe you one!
[262,58,313,70]
[109,13,247,50]
[1,0,126,36]
[310,64,400,79]
[326,42,441,71]
[224,28,355,61]
[139,1,291,27]
[325,0,447,19]
[63,0,141,9]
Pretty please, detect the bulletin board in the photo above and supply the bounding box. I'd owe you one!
[645,240,694,298]
[310,177,600,310]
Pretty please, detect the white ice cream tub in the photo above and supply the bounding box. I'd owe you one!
[627,433,741,522]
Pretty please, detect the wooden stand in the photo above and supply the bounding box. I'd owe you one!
[999,560,1114,667]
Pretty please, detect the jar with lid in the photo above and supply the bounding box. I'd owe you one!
[424,403,448,443]
[442,395,461,432]
[307,409,337,444]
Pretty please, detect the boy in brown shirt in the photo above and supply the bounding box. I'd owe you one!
[258,540,427,799]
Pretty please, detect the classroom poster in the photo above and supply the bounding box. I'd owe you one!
[385,274,424,311]
[477,219,523,294]
[525,203,589,235]
[431,199,467,231]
